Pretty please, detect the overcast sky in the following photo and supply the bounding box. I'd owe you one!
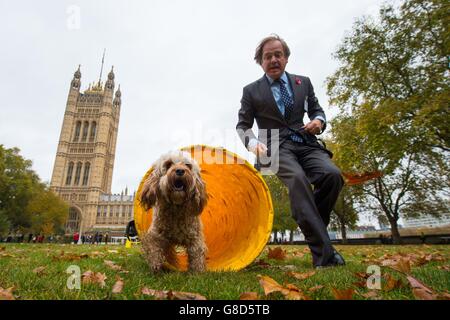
[0,0,398,226]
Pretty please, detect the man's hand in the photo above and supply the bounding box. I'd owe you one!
[248,139,268,157]
[303,119,323,135]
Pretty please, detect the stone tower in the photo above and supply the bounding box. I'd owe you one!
[50,65,122,234]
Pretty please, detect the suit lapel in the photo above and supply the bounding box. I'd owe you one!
[287,72,304,107]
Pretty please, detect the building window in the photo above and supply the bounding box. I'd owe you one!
[74,162,82,185]
[81,121,89,141]
[89,121,97,142]
[97,206,101,217]
[73,121,81,142]
[65,162,74,185]
[82,162,90,185]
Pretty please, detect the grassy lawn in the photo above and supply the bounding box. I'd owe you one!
[0,243,448,300]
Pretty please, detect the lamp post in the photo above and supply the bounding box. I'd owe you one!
[77,218,83,245]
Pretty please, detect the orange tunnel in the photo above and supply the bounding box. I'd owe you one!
[133,145,274,271]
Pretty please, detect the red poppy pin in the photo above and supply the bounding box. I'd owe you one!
[295,77,302,85]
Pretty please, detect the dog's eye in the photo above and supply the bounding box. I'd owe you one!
[163,160,173,170]
[185,163,193,170]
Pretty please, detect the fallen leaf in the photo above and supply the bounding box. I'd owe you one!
[278,265,297,271]
[82,270,107,288]
[107,250,119,254]
[290,251,305,259]
[437,265,450,271]
[308,285,324,292]
[284,283,311,300]
[141,287,168,300]
[383,274,403,292]
[0,246,5,251]
[239,292,259,300]
[140,287,206,300]
[257,275,310,300]
[0,287,15,300]
[171,291,207,300]
[104,260,122,270]
[354,272,370,280]
[267,247,287,260]
[287,271,316,281]
[331,288,354,300]
[406,275,438,300]
[32,266,46,276]
[257,275,285,295]
[382,257,411,274]
[359,290,380,299]
[254,259,271,268]
[112,277,124,294]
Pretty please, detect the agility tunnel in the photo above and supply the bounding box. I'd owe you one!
[134,145,274,271]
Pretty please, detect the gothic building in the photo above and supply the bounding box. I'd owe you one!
[50,65,134,237]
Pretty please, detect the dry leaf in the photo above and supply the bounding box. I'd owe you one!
[287,271,316,281]
[383,274,403,292]
[140,287,206,300]
[331,288,354,300]
[290,251,305,259]
[82,270,107,288]
[0,287,15,300]
[284,283,311,300]
[267,247,287,260]
[308,285,324,292]
[382,257,411,274]
[406,275,438,300]
[437,265,450,271]
[32,266,46,276]
[239,292,259,300]
[257,275,310,300]
[141,287,168,300]
[359,290,379,299]
[171,291,207,300]
[254,259,271,268]
[107,250,119,254]
[257,275,285,295]
[104,260,122,270]
[112,277,124,294]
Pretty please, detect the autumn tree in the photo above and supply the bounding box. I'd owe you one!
[27,186,69,236]
[0,145,39,229]
[0,145,69,235]
[326,0,449,243]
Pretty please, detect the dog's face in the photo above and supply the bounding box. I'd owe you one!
[140,151,207,212]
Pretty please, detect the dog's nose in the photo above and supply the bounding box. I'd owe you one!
[175,169,185,176]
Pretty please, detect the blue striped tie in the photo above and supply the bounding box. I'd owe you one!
[276,79,303,143]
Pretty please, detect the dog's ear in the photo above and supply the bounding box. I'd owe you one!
[193,173,208,215]
[140,170,159,210]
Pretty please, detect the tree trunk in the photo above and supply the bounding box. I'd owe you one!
[289,230,294,244]
[340,222,348,244]
[388,218,402,244]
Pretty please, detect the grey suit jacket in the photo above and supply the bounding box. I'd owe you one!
[236,72,327,153]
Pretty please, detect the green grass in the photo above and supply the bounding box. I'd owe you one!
[0,243,448,300]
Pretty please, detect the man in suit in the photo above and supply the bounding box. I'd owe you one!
[236,34,345,268]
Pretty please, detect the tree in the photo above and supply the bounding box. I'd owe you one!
[263,175,298,243]
[0,210,11,238]
[0,145,39,229]
[26,187,69,236]
[326,0,449,244]
[0,145,69,235]
[330,186,359,244]
[327,0,449,153]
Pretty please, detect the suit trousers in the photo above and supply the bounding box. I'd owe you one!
[274,140,344,266]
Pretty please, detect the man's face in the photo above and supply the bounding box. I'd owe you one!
[261,40,288,80]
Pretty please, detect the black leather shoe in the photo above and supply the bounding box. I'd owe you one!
[315,251,345,269]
